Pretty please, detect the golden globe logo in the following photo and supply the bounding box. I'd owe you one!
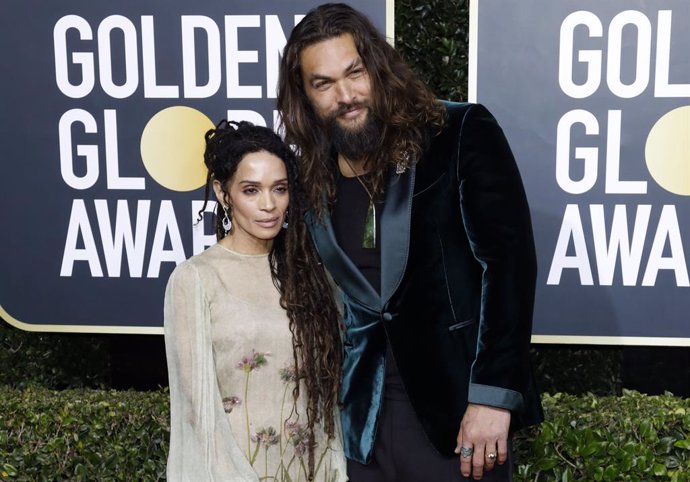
[645,106,690,197]
[54,12,302,279]
[547,9,690,288]
[140,106,211,192]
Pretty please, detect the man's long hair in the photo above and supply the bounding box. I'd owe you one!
[278,2,446,217]
[198,121,342,480]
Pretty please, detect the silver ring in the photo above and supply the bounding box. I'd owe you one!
[460,446,474,458]
[487,452,497,460]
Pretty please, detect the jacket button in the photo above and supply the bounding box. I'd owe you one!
[382,312,393,321]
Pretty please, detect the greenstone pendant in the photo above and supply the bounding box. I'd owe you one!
[362,201,376,248]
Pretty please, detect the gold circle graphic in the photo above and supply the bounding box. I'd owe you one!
[140,106,213,192]
[645,105,690,196]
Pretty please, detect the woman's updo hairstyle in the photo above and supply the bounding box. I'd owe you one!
[199,120,299,240]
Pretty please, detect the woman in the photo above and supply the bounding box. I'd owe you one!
[164,121,346,481]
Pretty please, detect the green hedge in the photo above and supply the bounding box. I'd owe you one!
[2,387,689,481]
[0,387,168,482]
[515,392,690,481]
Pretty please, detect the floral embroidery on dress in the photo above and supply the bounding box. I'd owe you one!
[232,351,340,482]
[251,426,280,475]
[222,396,242,413]
[237,349,271,372]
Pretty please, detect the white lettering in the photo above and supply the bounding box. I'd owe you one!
[59,109,99,190]
[604,110,647,194]
[60,199,103,277]
[95,199,150,277]
[265,15,289,99]
[147,201,186,277]
[591,204,650,286]
[547,204,594,285]
[654,10,690,97]
[104,110,145,189]
[226,15,262,98]
[559,11,603,98]
[98,15,139,99]
[550,205,689,287]
[54,15,95,98]
[181,16,222,98]
[556,109,599,194]
[607,11,651,98]
[141,16,180,98]
[642,205,689,286]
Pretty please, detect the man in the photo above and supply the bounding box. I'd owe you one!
[277,3,543,481]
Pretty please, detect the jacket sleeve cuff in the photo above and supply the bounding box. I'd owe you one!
[468,383,524,412]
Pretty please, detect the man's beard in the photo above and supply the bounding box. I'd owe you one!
[326,103,382,161]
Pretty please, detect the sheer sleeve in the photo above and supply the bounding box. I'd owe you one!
[164,261,259,482]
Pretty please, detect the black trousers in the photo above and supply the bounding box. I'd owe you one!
[346,396,513,482]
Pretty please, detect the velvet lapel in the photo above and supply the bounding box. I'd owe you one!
[306,165,415,311]
[380,165,415,306]
[306,210,380,311]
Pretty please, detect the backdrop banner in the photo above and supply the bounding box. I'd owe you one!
[470,0,690,345]
[0,0,391,333]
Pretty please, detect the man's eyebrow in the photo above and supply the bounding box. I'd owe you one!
[308,58,364,83]
[308,72,332,83]
[345,58,364,73]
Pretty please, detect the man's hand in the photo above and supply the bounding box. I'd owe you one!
[454,403,511,479]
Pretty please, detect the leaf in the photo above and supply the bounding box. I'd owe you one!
[534,458,559,471]
[674,439,690,450]
[582,441,604,457]
[652,463,667,476]
[603,465,618,481]
[639,421,654,440]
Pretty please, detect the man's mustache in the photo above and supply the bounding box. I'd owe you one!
[328,102,367,121]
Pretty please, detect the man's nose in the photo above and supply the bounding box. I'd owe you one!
[335,80,355,105]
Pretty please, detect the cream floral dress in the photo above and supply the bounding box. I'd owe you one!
[164,243,346,482]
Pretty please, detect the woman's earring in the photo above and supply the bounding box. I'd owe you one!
[222,205,232,235]
[282,210,289,229]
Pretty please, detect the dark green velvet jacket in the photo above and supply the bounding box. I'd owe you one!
[308,102,543,464]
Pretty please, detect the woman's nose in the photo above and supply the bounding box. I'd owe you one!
[259,192,276,211]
